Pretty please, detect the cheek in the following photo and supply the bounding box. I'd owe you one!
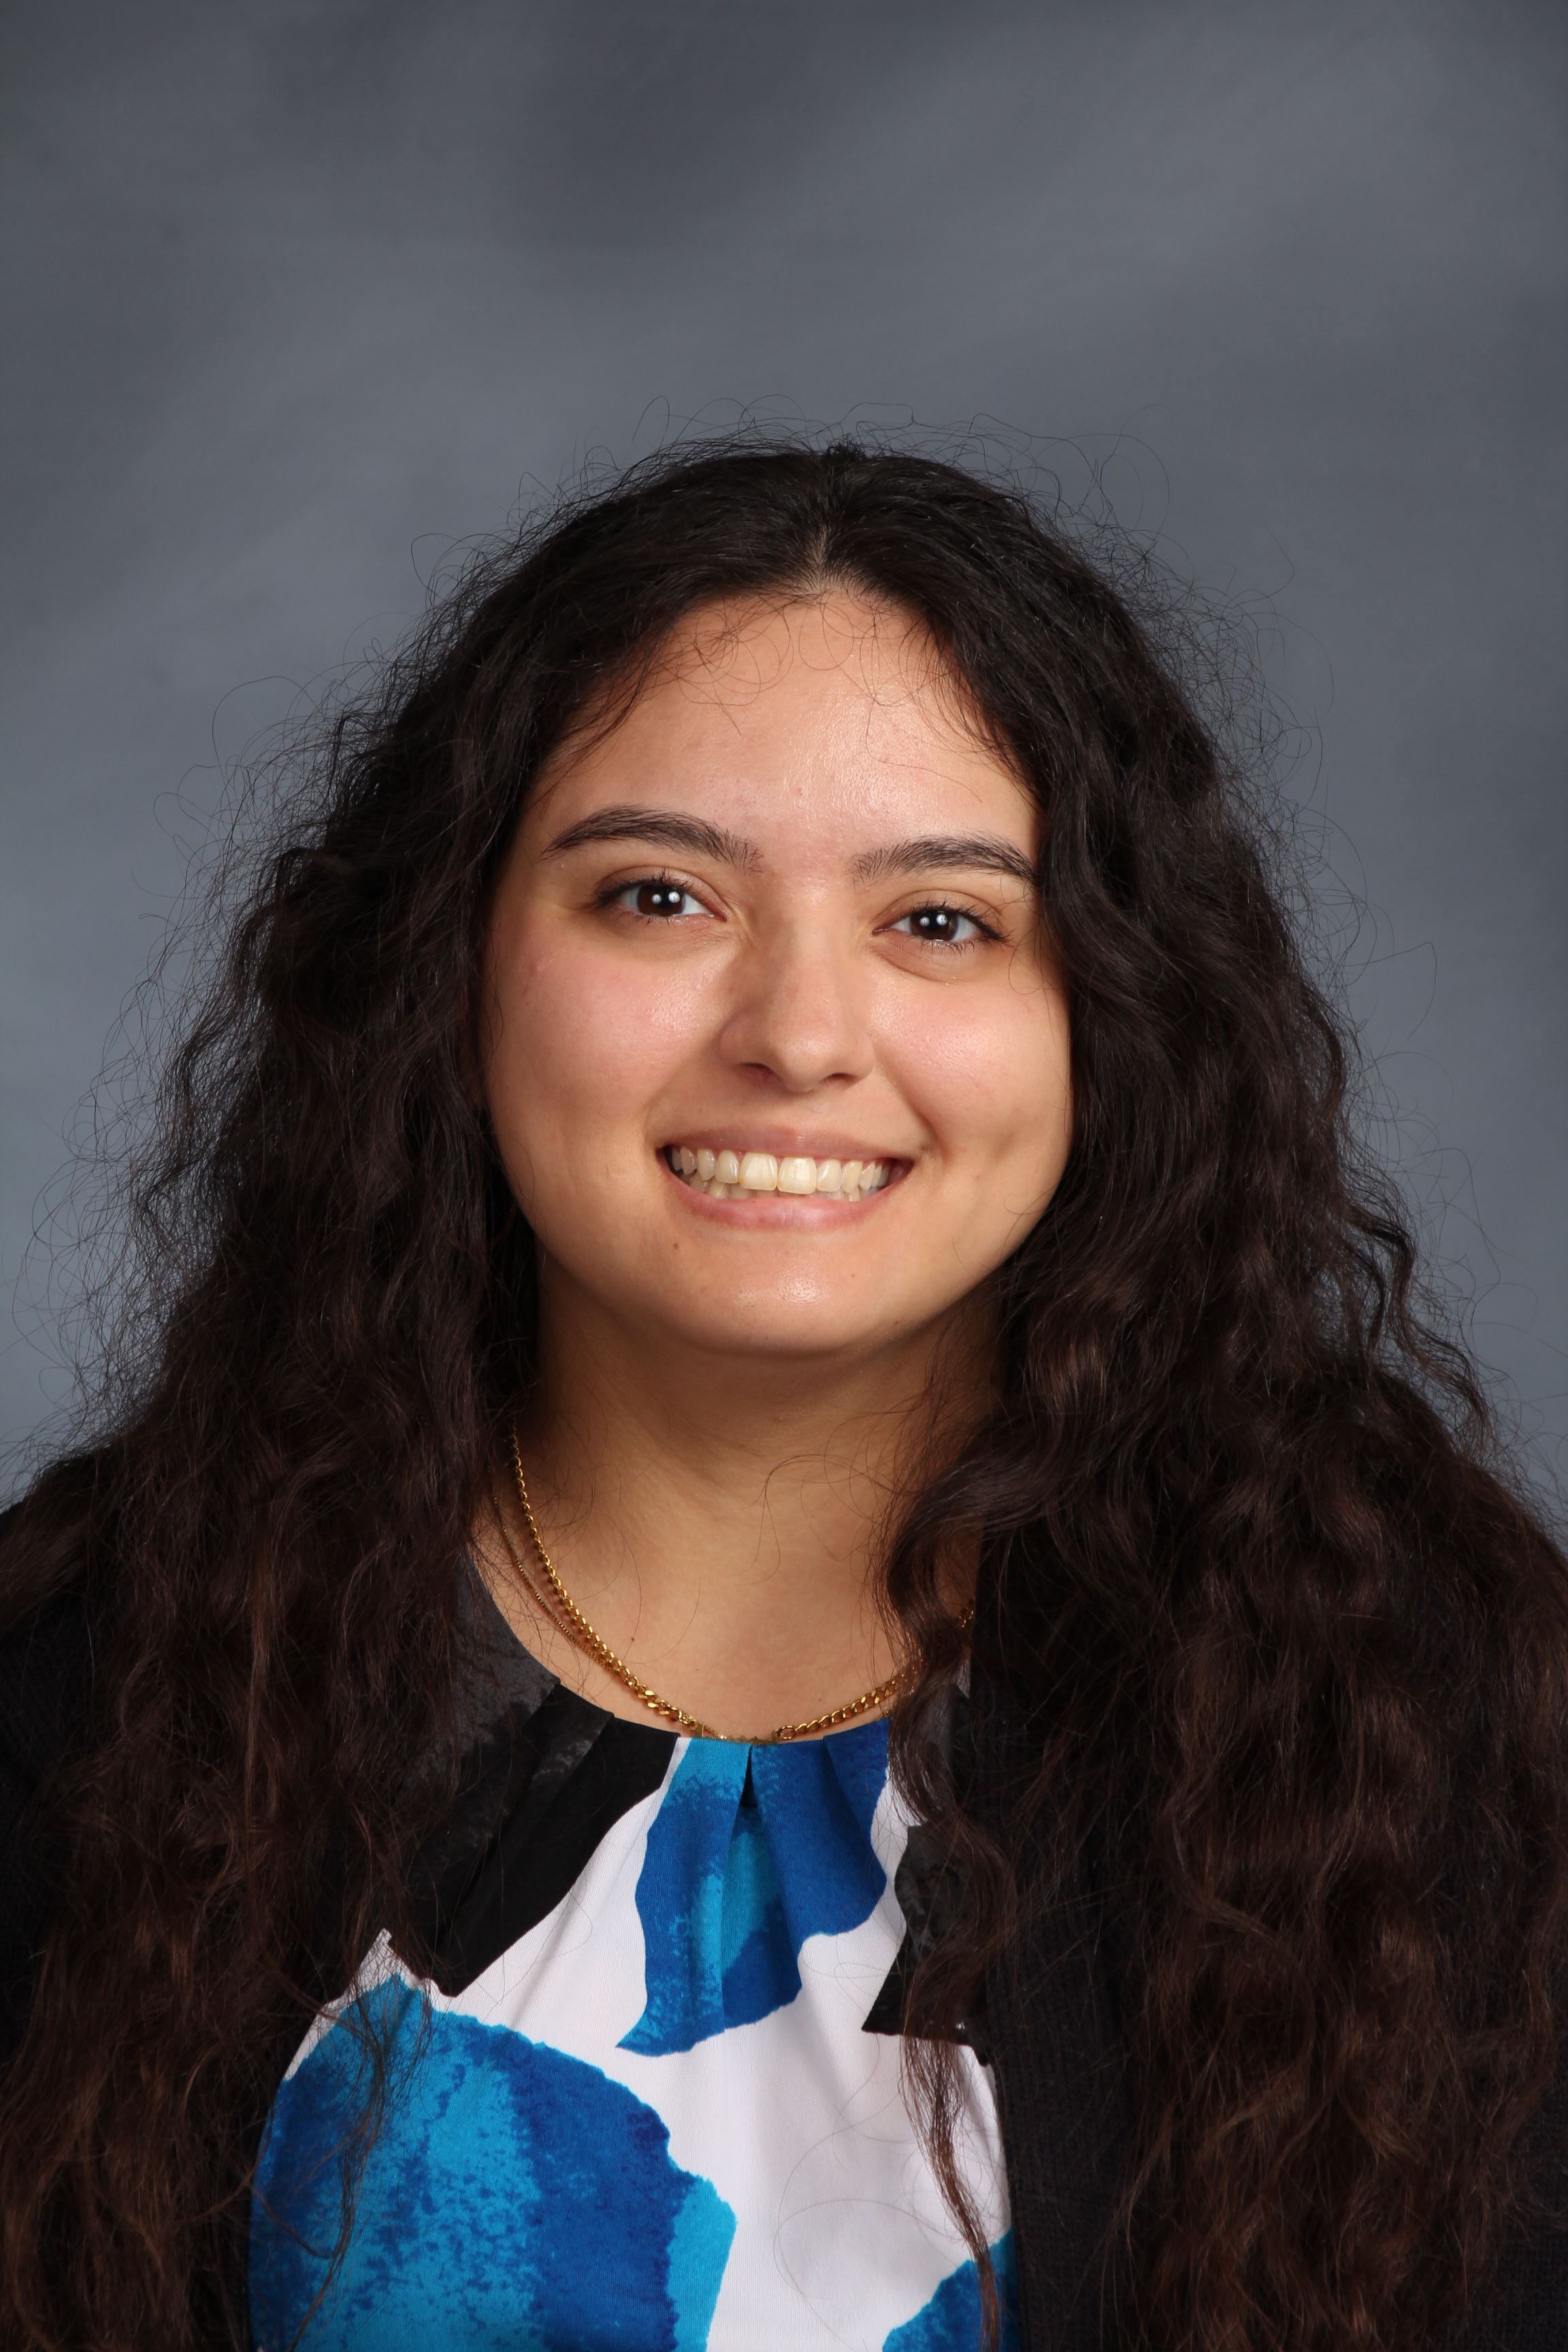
[484,932,711,1153]
[883,975,1073,1175]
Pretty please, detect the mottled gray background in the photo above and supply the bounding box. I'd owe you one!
[2,0,1564,1482]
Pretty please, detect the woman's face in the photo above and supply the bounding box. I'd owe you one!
[481,591,1073,1368]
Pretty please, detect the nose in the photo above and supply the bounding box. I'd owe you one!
[717,921,875,1094]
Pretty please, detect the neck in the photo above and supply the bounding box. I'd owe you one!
[478,1264,990,1737]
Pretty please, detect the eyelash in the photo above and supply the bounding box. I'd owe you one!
[597,871,1003,949]
[885,902,1001,949]
[596,870,711,922]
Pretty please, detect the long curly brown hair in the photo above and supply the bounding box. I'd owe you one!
[2,437,1565,2351]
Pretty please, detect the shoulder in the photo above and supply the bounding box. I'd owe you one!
[0,1503,95,1745]
[0,1499,99,2062]
[0,1499,98,1787]
[1473,2055,1568,2345]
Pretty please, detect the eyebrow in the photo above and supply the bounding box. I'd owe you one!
[849,834,1039,891]
[544,806,761,868]
[543,805,1037,892]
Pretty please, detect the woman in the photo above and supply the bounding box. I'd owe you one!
[1,439,1565,2352]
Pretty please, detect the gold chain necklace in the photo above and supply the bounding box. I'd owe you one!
[505,1428,919,1745]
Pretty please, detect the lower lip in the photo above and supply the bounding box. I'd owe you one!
[660,1160,905,1221]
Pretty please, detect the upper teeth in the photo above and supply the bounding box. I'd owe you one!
[666,1147,892,1199]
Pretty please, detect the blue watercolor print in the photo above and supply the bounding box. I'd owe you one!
[250,1976,735,2351]
[884,2233,1019,2350]
[621,1719,890,2057]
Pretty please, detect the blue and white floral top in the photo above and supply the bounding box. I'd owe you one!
[248,1588,1016,2350]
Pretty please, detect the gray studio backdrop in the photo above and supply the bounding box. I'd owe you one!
[3,0,1564,1482]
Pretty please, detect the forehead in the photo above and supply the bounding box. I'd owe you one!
[527,591,1037,858]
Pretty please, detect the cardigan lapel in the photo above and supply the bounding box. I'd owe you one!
[987,1845,1137,2350]
[968,1628,1139,2352]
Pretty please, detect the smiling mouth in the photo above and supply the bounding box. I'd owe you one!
[662,1145,895,1202]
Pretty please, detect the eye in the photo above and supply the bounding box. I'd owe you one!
[888,903,994,947]
[609,878,706,920]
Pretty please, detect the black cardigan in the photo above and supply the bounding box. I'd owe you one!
[2,1582,1565,2349]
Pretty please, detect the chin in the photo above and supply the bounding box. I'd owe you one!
[652,1296,911,1362]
